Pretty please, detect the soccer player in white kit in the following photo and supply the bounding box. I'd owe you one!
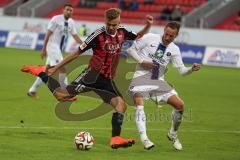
[127,21,201,150]
[28,4,83,98]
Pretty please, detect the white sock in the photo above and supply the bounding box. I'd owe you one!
[59,73,68,88]
[29,77,43,92]
[135,105,148,142]
[170,109,183,134]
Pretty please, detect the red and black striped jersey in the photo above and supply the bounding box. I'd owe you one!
[79,26,137,80]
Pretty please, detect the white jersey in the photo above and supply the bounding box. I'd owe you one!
[132,33,185,80]
[47,14,77,51]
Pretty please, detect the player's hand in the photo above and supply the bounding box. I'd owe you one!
[140,60,157,70]
[145,15,154,25]
[40,49,47,59]
[192,63,201,71]
[47,67,57,76]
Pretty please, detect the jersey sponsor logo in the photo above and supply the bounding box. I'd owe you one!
[149,46,167,65]
[155,49,164,58]
[105,43,121,55]
[149,54,166,65]
[63,26,69,34]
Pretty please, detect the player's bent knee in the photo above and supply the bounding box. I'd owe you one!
[117,99,127,112]
[175,102,184,112]
[111,97,127,112]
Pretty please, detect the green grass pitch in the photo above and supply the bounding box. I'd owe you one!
[0,47,240,160]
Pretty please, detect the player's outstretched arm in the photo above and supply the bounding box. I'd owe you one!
[72,34,83,44]
[48,50,81,76]
[136,15,153,38]
[40,30,52,59]
[127,44,156,70]
[177,63,201,76]
[192,63,201,71]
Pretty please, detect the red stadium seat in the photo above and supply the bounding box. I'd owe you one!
[214,13,240,31]
[0,0,13,7]
[96,2,118,9]
[44,0,206,27]
[69,0,80,7]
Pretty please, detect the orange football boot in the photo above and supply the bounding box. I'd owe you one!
[110,136,135,149]
[20,65,45,76]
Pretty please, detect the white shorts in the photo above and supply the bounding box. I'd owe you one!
[149,89,178,103]
[129,74,178,103]
[46,44,63,66]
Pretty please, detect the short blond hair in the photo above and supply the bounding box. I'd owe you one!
[105,8,121,20]
[165,21,181,34]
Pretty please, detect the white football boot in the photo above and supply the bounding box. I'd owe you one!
[167,131,183,150]
[142,139,155,150]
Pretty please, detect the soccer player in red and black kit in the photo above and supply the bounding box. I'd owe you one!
[21,8,153,149]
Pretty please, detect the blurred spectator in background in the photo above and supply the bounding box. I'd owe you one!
[79,0,86,7]
[79,24,87,36]
[159,5,173,21]
[130,0,139,11]
[119,0,128,10]
[144,0,154,4]
[171,5,183,22]
[79,0,96,8]
[22,0,29,3]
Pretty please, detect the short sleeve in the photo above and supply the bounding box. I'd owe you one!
[79,31,98,52]
[122,26,137,40]
[70,20,77,35]
[132,33,150,51]
[47,17,57,32]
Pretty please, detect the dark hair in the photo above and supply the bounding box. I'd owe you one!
[105,8,121,20]
[165,21,181,34]
[64,3,73,8]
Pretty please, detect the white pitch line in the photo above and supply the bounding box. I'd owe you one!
[0,126,240,134]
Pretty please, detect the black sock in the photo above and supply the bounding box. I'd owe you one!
[112,112,124,137]
[38,72,48,83]
[38,72,60,93]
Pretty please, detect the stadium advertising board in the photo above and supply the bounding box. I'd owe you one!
[35,33,45,50]
[65,36,92,55]
[1,16,240,48]
[0,30,8,47]
[120,40,133,57]
[6,31,38,50]
[0,16,48,33]
[203,47,240,68]
[65,36,80,53]
[178,44,205,63]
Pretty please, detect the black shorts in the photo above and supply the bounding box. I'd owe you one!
[66,67,122,104]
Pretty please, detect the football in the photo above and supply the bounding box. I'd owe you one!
[74,131,94,150]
